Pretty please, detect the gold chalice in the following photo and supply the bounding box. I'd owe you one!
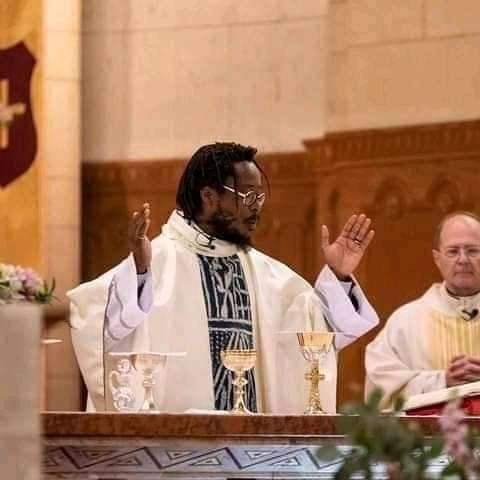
[220,349,256,414]
[297,332,335,414]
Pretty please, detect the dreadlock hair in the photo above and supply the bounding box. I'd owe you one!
[176,142,269,222]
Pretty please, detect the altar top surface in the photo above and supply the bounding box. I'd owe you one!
[42,412,480,439]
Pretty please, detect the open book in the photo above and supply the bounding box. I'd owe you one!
[403,380,480,415]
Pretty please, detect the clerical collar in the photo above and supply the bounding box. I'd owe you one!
[186,217,217,250]
[440,283,480,321]
[444,287,480,300]
[163,210,241,257]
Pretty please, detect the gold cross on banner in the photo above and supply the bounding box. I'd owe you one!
[0,79,26,149]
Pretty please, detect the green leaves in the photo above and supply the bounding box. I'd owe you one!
[317,444,342,462]
[34,278,56,304]
[393,395,406,412]
[440,461,467,480]
[316,388,451,480]
[429,437,444,458]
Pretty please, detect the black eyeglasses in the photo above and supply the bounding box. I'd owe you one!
[222,184,266,207]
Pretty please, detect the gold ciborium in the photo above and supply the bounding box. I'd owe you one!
[220,349,256,414]
[297,332,335,415]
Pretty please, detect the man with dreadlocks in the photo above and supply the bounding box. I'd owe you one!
[69,142,379,413]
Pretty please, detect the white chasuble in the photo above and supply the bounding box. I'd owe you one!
[365,283,480,408]
[69,211,379,413]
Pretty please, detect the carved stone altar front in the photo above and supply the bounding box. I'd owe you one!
[43,413,465,479]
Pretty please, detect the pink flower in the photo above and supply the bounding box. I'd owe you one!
[21,268,43,295]
[0,263,54,304]
[439,400,479,474]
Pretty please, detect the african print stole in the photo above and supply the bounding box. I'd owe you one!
[198,254,257,412]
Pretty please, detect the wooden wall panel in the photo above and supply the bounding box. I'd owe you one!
[306,119,480,405]
[82,119,480,408]
[82,152,316,282]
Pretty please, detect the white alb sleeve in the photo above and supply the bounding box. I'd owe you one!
[314,265,379,350]
[104,254,153,351]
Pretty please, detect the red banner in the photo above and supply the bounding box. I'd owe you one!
[0,42,37,187]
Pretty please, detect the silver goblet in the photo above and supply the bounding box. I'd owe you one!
[130,351,186,413]
[130,353,166,413]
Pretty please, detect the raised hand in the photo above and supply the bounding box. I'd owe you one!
[128,203,152,274]
[321,214,375,279]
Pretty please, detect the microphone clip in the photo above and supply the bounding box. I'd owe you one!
[195,232,216,251]
[460,308,479,321]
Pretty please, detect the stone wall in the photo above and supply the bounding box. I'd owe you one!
[82,0,328,161]
[328,0,480,130]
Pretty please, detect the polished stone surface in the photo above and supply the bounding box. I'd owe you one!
[1,305,41,480]
[43,412,480,438]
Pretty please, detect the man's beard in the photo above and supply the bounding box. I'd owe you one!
[207,210,255,247]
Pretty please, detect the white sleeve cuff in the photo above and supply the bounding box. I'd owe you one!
[314,265,379,350]
[104,255,152,349]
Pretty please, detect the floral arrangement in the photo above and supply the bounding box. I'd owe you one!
[0,263,55,304]
[439,400,480,479]
[318,389,480,480]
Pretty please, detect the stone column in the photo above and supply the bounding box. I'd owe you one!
[0,304,41,480]
[42,0,82,410]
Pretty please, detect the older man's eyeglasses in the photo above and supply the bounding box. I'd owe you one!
[441,246,480,259]
[222,184,266,207]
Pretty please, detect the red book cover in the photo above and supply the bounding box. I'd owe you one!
[406,395,480,416]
